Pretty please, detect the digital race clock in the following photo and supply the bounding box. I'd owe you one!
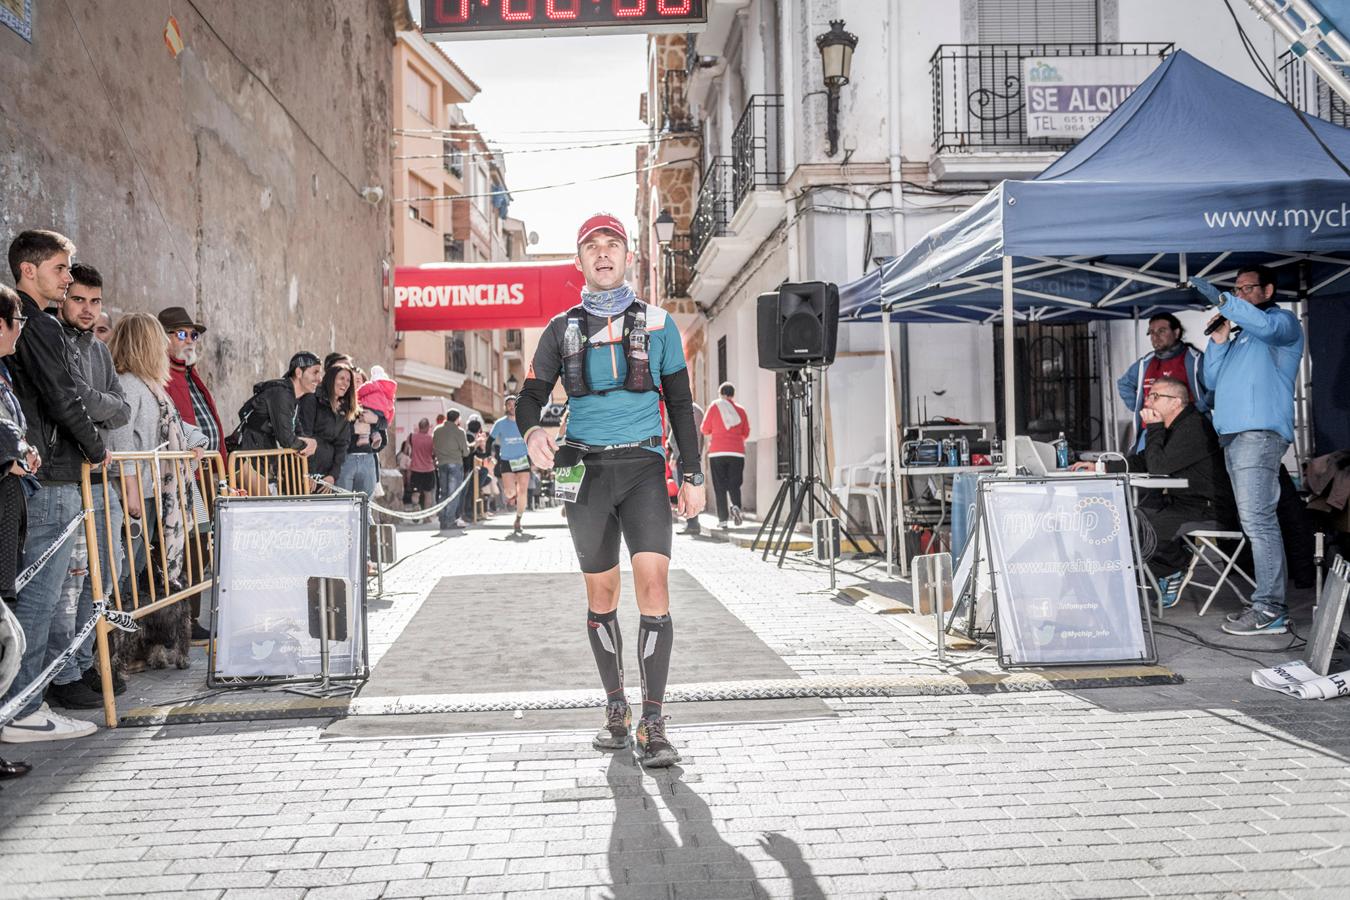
[422,0,708,38]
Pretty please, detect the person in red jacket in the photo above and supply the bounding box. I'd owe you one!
[700,382,750,527]
[157,307,223,455]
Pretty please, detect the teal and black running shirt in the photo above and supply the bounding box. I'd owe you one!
[525,301,686,450]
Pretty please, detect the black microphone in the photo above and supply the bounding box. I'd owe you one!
[1203,315,1241,337]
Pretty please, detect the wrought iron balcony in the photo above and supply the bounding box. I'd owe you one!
[731,94,785,208]
[662,233,693,299]
[1279,49,1350,127]
[930,42,1173,153]
[692,156,734,261]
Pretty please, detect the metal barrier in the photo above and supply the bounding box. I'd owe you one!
[83,450,227,726]
[227,448,311,497]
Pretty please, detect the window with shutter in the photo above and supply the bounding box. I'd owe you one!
[976,0,1099,44]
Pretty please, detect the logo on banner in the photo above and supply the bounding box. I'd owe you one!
[395,283,526,309]
[1000,495,1120,546]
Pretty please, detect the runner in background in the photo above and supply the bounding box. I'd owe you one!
[490,396,531,536]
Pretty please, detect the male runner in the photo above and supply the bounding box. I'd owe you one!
[517,213,705,768]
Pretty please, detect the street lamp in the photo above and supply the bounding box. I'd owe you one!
[815,20,858,157]
[654,208,675,245]
[505,374,519,394]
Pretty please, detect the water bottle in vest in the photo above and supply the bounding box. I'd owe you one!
[623,309,654,393]
[562,318,587,397]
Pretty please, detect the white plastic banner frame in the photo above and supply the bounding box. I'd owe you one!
[979,475,1157,668]
[208,494,370,687]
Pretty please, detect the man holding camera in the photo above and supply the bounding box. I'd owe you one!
[1191,266,1303,636]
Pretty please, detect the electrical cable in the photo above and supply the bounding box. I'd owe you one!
[1221,0,1350,178]
[1153,619,1304,665]
[395,125,653,137]
[394,134,679,162]
[395,158,686,204]
[181,0,369,198]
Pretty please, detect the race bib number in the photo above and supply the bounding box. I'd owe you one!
[509,456,531,473]
[553,462,586,503]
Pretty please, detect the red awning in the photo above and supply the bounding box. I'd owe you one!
[394,260,585,331]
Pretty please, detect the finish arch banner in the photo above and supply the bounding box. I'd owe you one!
[394,260,586,332]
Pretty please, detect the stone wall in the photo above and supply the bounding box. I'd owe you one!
[0,0,405,421]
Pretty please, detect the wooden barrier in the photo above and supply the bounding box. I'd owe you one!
[82,451,226,727]
[227,448,311,497]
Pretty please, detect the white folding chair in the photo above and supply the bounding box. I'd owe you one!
[831,455,885,535]
[1178,529,1258,616]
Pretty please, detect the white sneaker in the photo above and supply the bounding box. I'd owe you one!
[1,702,97,743]
[454,518,469,528]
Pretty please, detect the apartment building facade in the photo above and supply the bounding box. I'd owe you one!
[638,0,1284,517]
[392,29,530,426]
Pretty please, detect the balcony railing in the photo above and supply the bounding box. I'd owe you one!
[445,334,467,374]
[662,233,693,299]
[662,69,695,133]
[731,94,785,208]
[504,329,523,352]
[692,157,734,261]
[1279,49,1350,127]
[931,42,1173,153]
[443,140,463,177]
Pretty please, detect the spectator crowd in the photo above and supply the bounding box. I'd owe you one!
[0,228,439,769]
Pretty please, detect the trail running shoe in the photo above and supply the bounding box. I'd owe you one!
[635,715,680,768]
[593,703,631,751]
[513,515,523,536]
[1157,572,1183,609]
[1221,607,1288,636]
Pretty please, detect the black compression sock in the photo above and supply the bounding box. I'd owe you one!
[586,609,625,705]
[637,613,673,720]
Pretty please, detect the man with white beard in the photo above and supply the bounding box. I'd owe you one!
[158,306,223,457]
[158,306,223,644]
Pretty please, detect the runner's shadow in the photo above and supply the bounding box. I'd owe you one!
[603,752,823,898]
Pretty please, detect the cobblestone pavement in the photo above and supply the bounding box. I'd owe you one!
[1,509,1348,899]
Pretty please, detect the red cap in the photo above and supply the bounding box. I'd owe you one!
[576,214,628,247]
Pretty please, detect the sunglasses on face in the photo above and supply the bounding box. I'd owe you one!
[173,329,202,342]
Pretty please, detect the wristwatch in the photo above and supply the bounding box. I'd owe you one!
[682,473,704,486]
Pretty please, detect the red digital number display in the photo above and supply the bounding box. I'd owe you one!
[423,0,706,35]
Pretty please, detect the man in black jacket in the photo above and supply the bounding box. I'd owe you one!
[1074,375,1236,607]
[1,230,107,744]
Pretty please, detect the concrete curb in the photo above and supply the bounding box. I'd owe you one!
[116,666,1183,726]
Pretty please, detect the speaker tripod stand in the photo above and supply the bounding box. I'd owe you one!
[751,368,869,568]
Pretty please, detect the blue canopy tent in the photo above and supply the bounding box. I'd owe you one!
[838,50,1350,575]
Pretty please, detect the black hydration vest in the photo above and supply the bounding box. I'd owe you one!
[561,303,659,399]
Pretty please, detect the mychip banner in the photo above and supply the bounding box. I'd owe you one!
[1023,54,1161,139]
[981,477,1153,666]
[209,495,368,684]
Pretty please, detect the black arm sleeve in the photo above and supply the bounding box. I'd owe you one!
[661,368,701,476]
[516,321,562,436]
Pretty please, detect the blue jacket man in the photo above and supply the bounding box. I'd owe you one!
[1192,266,1303,637]
[1116,312,1209,452]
